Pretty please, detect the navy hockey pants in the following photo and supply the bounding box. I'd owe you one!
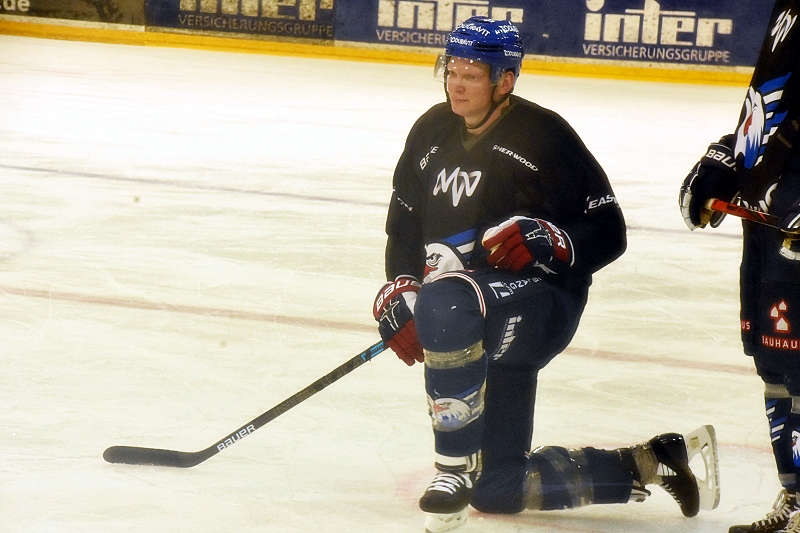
[416,269,638,512]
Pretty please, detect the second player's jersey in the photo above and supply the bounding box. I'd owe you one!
[384,95,626,290]
[734,0,800,207]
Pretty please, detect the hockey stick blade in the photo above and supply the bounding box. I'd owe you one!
[103,445,210,468]
[705,198,800,234]
[103,340,387,467]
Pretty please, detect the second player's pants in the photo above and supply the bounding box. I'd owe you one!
[739,177,800,490]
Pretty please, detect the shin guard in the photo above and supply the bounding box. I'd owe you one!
[417,278,487,460]
[424,344,487,459]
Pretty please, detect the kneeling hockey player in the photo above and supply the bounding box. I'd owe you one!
[375,16,720,532]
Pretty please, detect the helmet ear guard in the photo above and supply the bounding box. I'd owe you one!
[433,53,448,81]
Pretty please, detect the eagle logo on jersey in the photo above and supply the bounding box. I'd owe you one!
[423,242,467,283]
[734,73,791,169]
[793,429,800,467]
[433,167,482,207]
[424,252,444,281]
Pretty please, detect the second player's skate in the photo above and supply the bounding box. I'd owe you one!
[777,504,800,533]
[728,489,800,533]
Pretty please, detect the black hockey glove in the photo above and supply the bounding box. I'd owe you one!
[779,201,800,261]
[679,134,739,230]
[781,202,800,234]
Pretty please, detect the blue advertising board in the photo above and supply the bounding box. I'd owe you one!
[339,0,773,67]
[145,0,774,67]
[559,0,770,66]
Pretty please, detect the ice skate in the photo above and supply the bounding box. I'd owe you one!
[728,489,800,533]
[779,507,800,533]
[782,511,800,533]
[419,469,474,533]
[633,425,720,517]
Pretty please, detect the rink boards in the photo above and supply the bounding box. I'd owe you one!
[0,1,775,83]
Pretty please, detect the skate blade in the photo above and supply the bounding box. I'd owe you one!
[424,508,468,532]
[684,424,720,510]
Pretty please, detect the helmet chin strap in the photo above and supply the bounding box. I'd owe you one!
[464,86,510,131]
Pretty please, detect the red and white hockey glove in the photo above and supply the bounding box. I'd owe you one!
[482,216,574,274]
[373,275,423,366]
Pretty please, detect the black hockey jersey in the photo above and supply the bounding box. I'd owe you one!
[384,95,626,291]
[734,0,800,207]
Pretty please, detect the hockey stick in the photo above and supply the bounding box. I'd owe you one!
[103,340,386,467]
[706,198,800,260]
[704,198,800,233]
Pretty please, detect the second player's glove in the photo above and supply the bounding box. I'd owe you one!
[679,135,739,230]
[373,275,423,366]
[481,216,574,273]
[781,200,800,234]
[778,200,800,261]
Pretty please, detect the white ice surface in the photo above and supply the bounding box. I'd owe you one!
[0,35,777,532]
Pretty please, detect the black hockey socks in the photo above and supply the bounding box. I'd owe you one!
[765,384,800,491]
[520,446,635,511]
[510,436,701,515]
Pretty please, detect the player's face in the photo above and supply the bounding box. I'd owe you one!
[445,57,493,125]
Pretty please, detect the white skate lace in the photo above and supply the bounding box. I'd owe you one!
[657,464,685,504]
[426,472,472,495]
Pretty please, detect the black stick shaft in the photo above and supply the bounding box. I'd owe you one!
[103,340,386,467]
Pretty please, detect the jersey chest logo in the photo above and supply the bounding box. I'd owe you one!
[433,167,482,207]
[734,73,791,169]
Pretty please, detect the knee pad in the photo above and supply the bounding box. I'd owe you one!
[416,277,483,353]
[421,299,486,458]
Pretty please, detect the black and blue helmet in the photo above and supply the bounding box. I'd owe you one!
[441,16,525,82]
